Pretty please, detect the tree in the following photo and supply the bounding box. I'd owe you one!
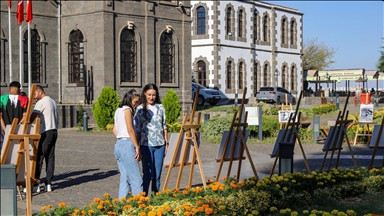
[377,38,384,72]
[303,38,337,71]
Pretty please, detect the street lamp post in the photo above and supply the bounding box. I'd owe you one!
[275,69,280,86]
[324,72,330,89]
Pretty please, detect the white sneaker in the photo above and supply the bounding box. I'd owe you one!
[23,185,40,193]
[46,184,52,192]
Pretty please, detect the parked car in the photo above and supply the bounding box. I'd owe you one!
[192,82,221,106]
[256,86,296,105]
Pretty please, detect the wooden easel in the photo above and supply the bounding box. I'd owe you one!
[163,86,207,190]
[0,84,41,215]
[215,87,259,181]
[319,92,357,172]
[353,95,375,145]
[280,94,293,129]
[269,91,311,177]
[368,117,384,169]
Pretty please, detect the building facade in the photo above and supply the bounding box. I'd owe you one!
[190,1,303,100]
[0,0,192,112]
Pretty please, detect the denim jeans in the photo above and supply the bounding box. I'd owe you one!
[141,145,165,196]
[114,138,143,199]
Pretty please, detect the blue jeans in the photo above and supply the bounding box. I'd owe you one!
[114,138,143,199]
[141,145,165,196]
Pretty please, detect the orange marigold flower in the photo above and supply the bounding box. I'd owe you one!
[107,211,117,216]
[205,208,214,215]
[145,197,150,201]
[173,188,179,192]
[81,210,86,216]
[88,209,94,214]
[89,203,94,207]
[48,205,53,209]
[198,207,204,211]
[73,209,80,214]
[185,186,191,190]
[202,204,209,209]
[184,211,192,216]
[112,198,119,203]
[97,204,104,210]
[139,191,147,196]
[182,190,188,195]
[172,193,178,197]
[222,176,227,181]
[120,197,127,202]
[94,197,101,203]
[104,200,110,204]
[103,193,110,198]
[58,202,67,208]
[139,212,146,216]
[209,200,214,205]
[41,206,47,211]
[196,201,202,205]
[208,179,212,183]
[147,211,156,216]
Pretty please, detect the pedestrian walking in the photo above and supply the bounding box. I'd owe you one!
[134,84,169,196]
[112,89,143,199]
[31,85,59,192]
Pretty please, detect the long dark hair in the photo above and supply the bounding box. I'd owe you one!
[119,89,139,112]
[140,83,161,118]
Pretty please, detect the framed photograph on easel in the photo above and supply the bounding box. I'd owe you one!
[359,104,374,123]
[278,110,296,123]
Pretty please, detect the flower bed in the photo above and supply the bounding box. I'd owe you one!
[34,167,384,216]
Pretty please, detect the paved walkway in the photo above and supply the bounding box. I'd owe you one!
[15,126,383,215]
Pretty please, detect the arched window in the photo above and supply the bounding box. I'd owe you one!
[291,66,295,90]
[253,11,258,43]
[282,65,287,88]
[226,7,232,35]
[281,18,286,44]
[227,61,232,89]
[263,64,268,86]
[263,15,268,42]
[68,29,84,83]
[160,32,174,83]
[238,62,243,89]
[238,10,243,37]
[197,6,206,35]
[290,20,296,45]
[24,29,40,83]
[253,62,258,96]
[120,28,136,82]
[197,60,206,86]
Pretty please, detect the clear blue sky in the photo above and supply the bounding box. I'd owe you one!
[269,1,383,71]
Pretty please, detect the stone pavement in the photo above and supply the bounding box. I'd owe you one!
[15,126,383,215]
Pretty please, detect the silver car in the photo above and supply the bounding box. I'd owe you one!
[256,86,296,105]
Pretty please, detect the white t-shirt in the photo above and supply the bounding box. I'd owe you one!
[114,106,133,138]
[33,96,58,133]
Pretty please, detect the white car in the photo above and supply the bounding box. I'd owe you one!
[192,82,221,106]
[256,86,296,105]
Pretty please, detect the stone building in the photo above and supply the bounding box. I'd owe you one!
[190,1,303,101]
[0,0,192,113]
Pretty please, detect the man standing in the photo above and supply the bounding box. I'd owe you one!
[32,85,58,192]
[0,81,28,146]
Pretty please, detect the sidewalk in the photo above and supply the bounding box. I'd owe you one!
[16,127,382,215]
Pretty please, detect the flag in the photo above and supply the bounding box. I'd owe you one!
[16,0,24,25]
[8,0,11,8]
[26,0,32,24]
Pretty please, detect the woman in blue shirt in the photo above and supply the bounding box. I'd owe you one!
[134,84,169,196]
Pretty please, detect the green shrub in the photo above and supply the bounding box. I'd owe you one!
[253,101,272,115]
[202,115,233,143]
[92,86,120,130]
[76,103,84,130]
[162,89,181,124]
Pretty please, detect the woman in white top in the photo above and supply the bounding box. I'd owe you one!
[113,89,142,199]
